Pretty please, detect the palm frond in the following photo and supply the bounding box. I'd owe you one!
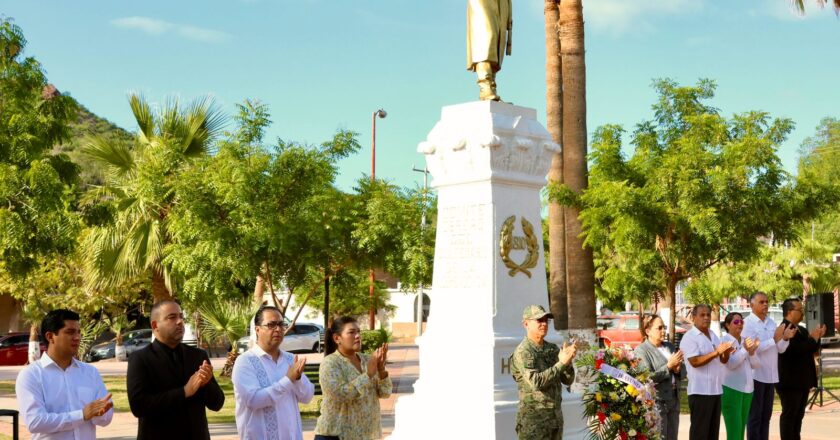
[198,299,252,347]
[129,93,155,143]
[81,135,135,177]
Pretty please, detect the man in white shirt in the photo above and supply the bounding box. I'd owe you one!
[15,309,114,440]
[742,292,796,440]
[680,304,734,440]
[232,306,314,440]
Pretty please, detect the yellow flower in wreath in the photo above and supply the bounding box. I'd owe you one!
[595,392,603,402]
[610,413,622,421]
[609,392,619,401]
[625,384,639,397]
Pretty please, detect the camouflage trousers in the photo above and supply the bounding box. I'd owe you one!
[515,407,564,440]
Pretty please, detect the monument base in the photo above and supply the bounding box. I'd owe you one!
[387,101,589,439]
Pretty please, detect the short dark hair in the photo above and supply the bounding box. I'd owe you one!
[254,306,282,327]
[150,300,180,322]
[691,304,711,316]
[40,309,80,348]
[781,298,802,318]
[723,312,743,332]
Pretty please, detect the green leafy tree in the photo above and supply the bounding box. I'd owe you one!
[0,18,80,279]
[81,94,225,302]
[559,79,828,341]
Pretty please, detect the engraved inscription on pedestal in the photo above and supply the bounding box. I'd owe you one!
[434,203,492,289]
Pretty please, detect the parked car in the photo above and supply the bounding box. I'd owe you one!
[597,313,688,348]
[236,322,323,354]
[85,328,152,362]
[0,332,45,366]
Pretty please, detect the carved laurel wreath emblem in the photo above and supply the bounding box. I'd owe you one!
[499,215,539,278]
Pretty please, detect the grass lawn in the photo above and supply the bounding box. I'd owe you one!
[0,373,323,425]
[678,373,840,414]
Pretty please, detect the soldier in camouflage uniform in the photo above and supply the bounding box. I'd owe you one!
[510,304,577,440]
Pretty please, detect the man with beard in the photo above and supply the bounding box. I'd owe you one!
[510,304,577,440]
[232,306,313,440]
[15,309,114,439]
[127,300,224,439]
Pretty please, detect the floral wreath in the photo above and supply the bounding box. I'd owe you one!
[576,344,661,440]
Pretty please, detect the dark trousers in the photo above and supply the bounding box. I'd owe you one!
[776,386,810,440]
[314,436,340,440]
[748,380,775,440]
[657,397,680,440]
[688,394,721,440]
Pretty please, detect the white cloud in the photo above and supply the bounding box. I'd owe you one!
[111,16,231,43]
[583,0,704,36]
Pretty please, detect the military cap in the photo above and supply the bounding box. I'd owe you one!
[522,304,553,320]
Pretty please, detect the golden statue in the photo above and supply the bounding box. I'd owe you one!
[467,0,512,101]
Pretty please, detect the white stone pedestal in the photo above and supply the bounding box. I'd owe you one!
[388,101,587,439]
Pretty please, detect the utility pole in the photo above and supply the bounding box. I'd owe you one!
[412,164,430,338]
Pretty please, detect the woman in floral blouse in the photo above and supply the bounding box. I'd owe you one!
[314,316,392,440]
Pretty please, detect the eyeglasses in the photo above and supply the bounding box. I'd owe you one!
[261,321,287,330]
[731,319,743,325]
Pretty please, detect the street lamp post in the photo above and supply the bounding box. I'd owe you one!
[412,164,430,338]
[369,108,387,330]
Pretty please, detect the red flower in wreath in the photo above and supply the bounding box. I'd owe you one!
[595,359,604,370]
[618,431,628,440]
[597,412,606,424]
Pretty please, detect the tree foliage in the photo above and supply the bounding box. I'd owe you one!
[555,79,830,340]
[0,18,80,278]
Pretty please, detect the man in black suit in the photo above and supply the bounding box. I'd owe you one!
[776,298,826,440]
[127,300,225,440]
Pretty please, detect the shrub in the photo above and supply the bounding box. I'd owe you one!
[361,328,391,353]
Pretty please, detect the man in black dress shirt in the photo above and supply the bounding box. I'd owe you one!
[127,300,225,440]
[776,298,826,440]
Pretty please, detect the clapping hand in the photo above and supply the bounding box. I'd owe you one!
[667,350,684,371]
[743,337,759,355]
[286,355,307,381]
[185,360,214,398]
[716,341,734,357]
[558,340,577,366]
[367,348,382,378]
[782,324,798,341]
[377,344,388,377]
[82,393,113,421]
[810,324,827,341]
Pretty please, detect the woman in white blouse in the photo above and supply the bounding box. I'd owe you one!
[721,312,759,440]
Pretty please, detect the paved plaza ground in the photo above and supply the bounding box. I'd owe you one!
[1,343,838,439]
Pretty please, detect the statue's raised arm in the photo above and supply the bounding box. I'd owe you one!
[467,0,512,101]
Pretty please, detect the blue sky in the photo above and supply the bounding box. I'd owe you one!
[3,0,839,190]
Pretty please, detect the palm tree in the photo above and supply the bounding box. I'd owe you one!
[106,314,135,361]
[559,0,597,341]
[82,95,225,302]
[199,299,253,377]
[20,302,46,364]
[545,0,569,331]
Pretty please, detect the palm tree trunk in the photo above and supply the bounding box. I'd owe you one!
[545,0,568,331]
[221,349,238,377]
[28,324,40,364]
[253,274,265,309]
[560,0,596,343]
[151,269,173,302]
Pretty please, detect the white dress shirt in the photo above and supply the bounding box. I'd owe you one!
[232,345,315,440]
[680,326,724,395]
[721,333,760,393]
[15,353,113,440]
[742,313,789,384]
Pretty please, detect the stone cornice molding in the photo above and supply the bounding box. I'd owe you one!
[418,101,559,188]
